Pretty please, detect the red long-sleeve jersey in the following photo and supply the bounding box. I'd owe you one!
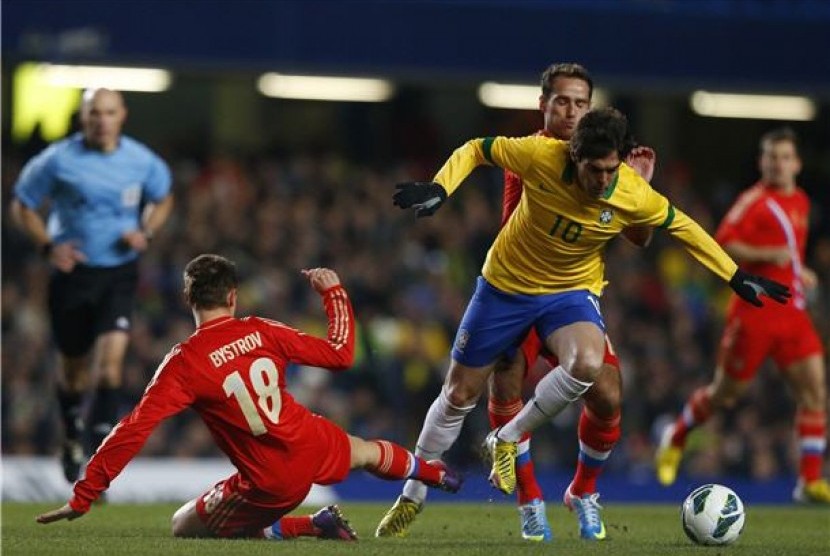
[716,182,811,310]
[69,285,354,513]
[501,130,549,228]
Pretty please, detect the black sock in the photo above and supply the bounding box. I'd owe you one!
[89,386,120,451]
[56,387,84,442]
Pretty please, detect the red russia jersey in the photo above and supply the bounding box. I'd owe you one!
[70,286,354,512]
[716,182,811,310]
[501,129,550,228]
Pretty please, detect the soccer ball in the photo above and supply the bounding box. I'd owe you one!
[681,483,745,545]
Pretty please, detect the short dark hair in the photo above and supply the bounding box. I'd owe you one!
[540,63,594,100]
[183,254,238,310]
[570,107,636,162]
[760,127,799,153]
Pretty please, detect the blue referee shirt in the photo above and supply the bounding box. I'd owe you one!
[14,133,172,268]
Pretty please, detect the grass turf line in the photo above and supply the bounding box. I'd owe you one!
[3,502,828,555]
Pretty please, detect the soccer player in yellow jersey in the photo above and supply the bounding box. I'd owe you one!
[383,107,790,540]
[377,63,655,543]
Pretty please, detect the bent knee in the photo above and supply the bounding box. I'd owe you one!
[171,513,190,538]
[570,353,604,383]
[445,360,493,407]
[171,501,207,538]
[443,371,484,407]
[445,388,477,408]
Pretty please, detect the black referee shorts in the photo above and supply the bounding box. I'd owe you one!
[48,260,139,357]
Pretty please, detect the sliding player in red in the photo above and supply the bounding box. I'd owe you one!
[656,128,828,503]
[36,255,461,539]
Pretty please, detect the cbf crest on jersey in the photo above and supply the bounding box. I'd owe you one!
[599,208,614,225]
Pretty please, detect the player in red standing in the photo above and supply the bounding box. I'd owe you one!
[655,127,828,503]
[36,255,462,539]
[377,63,656,542]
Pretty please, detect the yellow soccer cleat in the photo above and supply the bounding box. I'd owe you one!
[793,478,830,504]
[655,425,683,487]
[375,495,423,538]
[484,429,518,495]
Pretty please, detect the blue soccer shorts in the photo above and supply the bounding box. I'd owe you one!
[450,276,605,367]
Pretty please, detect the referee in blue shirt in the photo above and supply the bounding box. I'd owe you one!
[12,89,174,483]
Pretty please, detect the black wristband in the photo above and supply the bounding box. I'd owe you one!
[41,242,53,257]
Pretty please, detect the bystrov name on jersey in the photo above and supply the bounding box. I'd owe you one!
[209,332,263,368]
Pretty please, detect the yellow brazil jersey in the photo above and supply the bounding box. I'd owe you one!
[433,135,737,295]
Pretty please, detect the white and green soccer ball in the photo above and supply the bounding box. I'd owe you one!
[681,483,746,545]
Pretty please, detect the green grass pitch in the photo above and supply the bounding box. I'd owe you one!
[3,502,828,555]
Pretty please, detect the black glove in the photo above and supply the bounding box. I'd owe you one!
[393,182,448,218]
[729,268,791,307]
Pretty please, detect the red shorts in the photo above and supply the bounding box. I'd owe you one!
[719,306,823,381]
[519,328,620,375]
[195,415,351,537]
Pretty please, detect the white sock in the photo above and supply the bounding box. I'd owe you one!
[402,387,476,503]
[499,366,592,442]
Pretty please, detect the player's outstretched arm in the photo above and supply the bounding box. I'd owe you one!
[636,193,791,307]
[728,268,791,307]
[394,136,539,218]
[36,504,84,524]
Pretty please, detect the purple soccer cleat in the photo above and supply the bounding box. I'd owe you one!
[427,459,464,493]
[311,505,358,541]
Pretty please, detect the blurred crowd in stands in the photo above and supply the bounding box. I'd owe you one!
[3,144,828,484]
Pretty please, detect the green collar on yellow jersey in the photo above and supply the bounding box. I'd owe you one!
[562,161,620,200]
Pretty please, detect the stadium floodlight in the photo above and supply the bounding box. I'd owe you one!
[690,91,816,121]
[257,73,394,102]
[478,82,608,110]
[39,64,172,92]
[478,83,537,110]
